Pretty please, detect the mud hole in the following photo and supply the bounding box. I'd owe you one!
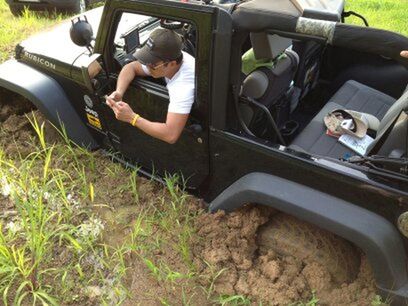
[193,206,377,305]
[0,93,378,305]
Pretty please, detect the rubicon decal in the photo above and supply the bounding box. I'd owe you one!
[23,52,56,70]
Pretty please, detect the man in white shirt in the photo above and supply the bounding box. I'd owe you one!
[106,28,195,144]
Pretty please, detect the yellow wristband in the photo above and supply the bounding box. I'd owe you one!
[131,114,140,127]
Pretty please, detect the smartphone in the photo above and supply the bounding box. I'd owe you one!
[104,95,114,105]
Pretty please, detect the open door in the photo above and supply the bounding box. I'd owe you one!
[97,1,218,188]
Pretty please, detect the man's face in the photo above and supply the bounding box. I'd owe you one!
[146,60,169,78]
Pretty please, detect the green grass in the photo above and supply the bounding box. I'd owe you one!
[345,0,408,36]
[214,294,251,306]
[0,0,66,62]
[0,116,130,304]
[0,114,205,303]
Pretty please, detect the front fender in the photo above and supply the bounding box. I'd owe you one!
[0,60,98,149]
[209,172,408,301]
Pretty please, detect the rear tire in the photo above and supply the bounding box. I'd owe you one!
[257,213,360,284]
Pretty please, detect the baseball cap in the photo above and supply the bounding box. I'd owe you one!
[134,28,183,65]
[324,109,368,139]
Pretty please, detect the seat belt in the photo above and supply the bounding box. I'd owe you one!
[367,110,407,155]
[367,90,408,155]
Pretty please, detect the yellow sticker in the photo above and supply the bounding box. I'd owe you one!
[86,113,102,129]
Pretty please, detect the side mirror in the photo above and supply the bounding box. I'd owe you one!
[70,15,94,52]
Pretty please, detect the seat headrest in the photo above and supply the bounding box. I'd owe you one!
[250,33,292,60]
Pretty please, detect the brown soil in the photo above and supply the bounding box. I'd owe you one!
[0,94,378,305]
[192,206,377,305]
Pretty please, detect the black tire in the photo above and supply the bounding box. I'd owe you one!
[257,213,360,285]
[8,5,23,17]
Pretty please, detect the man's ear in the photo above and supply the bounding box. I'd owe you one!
[168,60,178,67]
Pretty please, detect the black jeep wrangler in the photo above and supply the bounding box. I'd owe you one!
[0,0,407,303]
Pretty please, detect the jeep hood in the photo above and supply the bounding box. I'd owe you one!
[16,6,104,67]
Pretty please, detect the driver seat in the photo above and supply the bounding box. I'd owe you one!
[240,33,299,130]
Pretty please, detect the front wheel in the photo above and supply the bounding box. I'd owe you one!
[257,213,360,285]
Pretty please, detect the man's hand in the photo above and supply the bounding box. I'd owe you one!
[401,51,408,59]
[108,91,123,102]
[106,97,135,124]
[106,95,189,143]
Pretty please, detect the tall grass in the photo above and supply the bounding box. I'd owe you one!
[0,1,65,62]
[0,112,205,304]
[0,115,127,304]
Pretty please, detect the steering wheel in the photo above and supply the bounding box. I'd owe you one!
[160,19,184,30]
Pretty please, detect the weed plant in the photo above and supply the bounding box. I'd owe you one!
[215,294,252,306]
[0,2,66,62]
[0,115,207,304]
[122,172,202,294]
[0,116,127,305]
[291,291,319,306]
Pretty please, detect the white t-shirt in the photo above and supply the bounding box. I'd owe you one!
[142,51,195,114]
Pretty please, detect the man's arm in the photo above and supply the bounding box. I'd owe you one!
[109,61,148,101]
[106,98,188,144]
[133,112,189,144]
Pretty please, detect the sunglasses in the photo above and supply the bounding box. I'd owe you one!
[147,61,168,71]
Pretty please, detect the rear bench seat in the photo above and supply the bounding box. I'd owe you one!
[290,80,407,158]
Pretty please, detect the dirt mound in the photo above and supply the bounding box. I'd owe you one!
[193,206,377,305]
